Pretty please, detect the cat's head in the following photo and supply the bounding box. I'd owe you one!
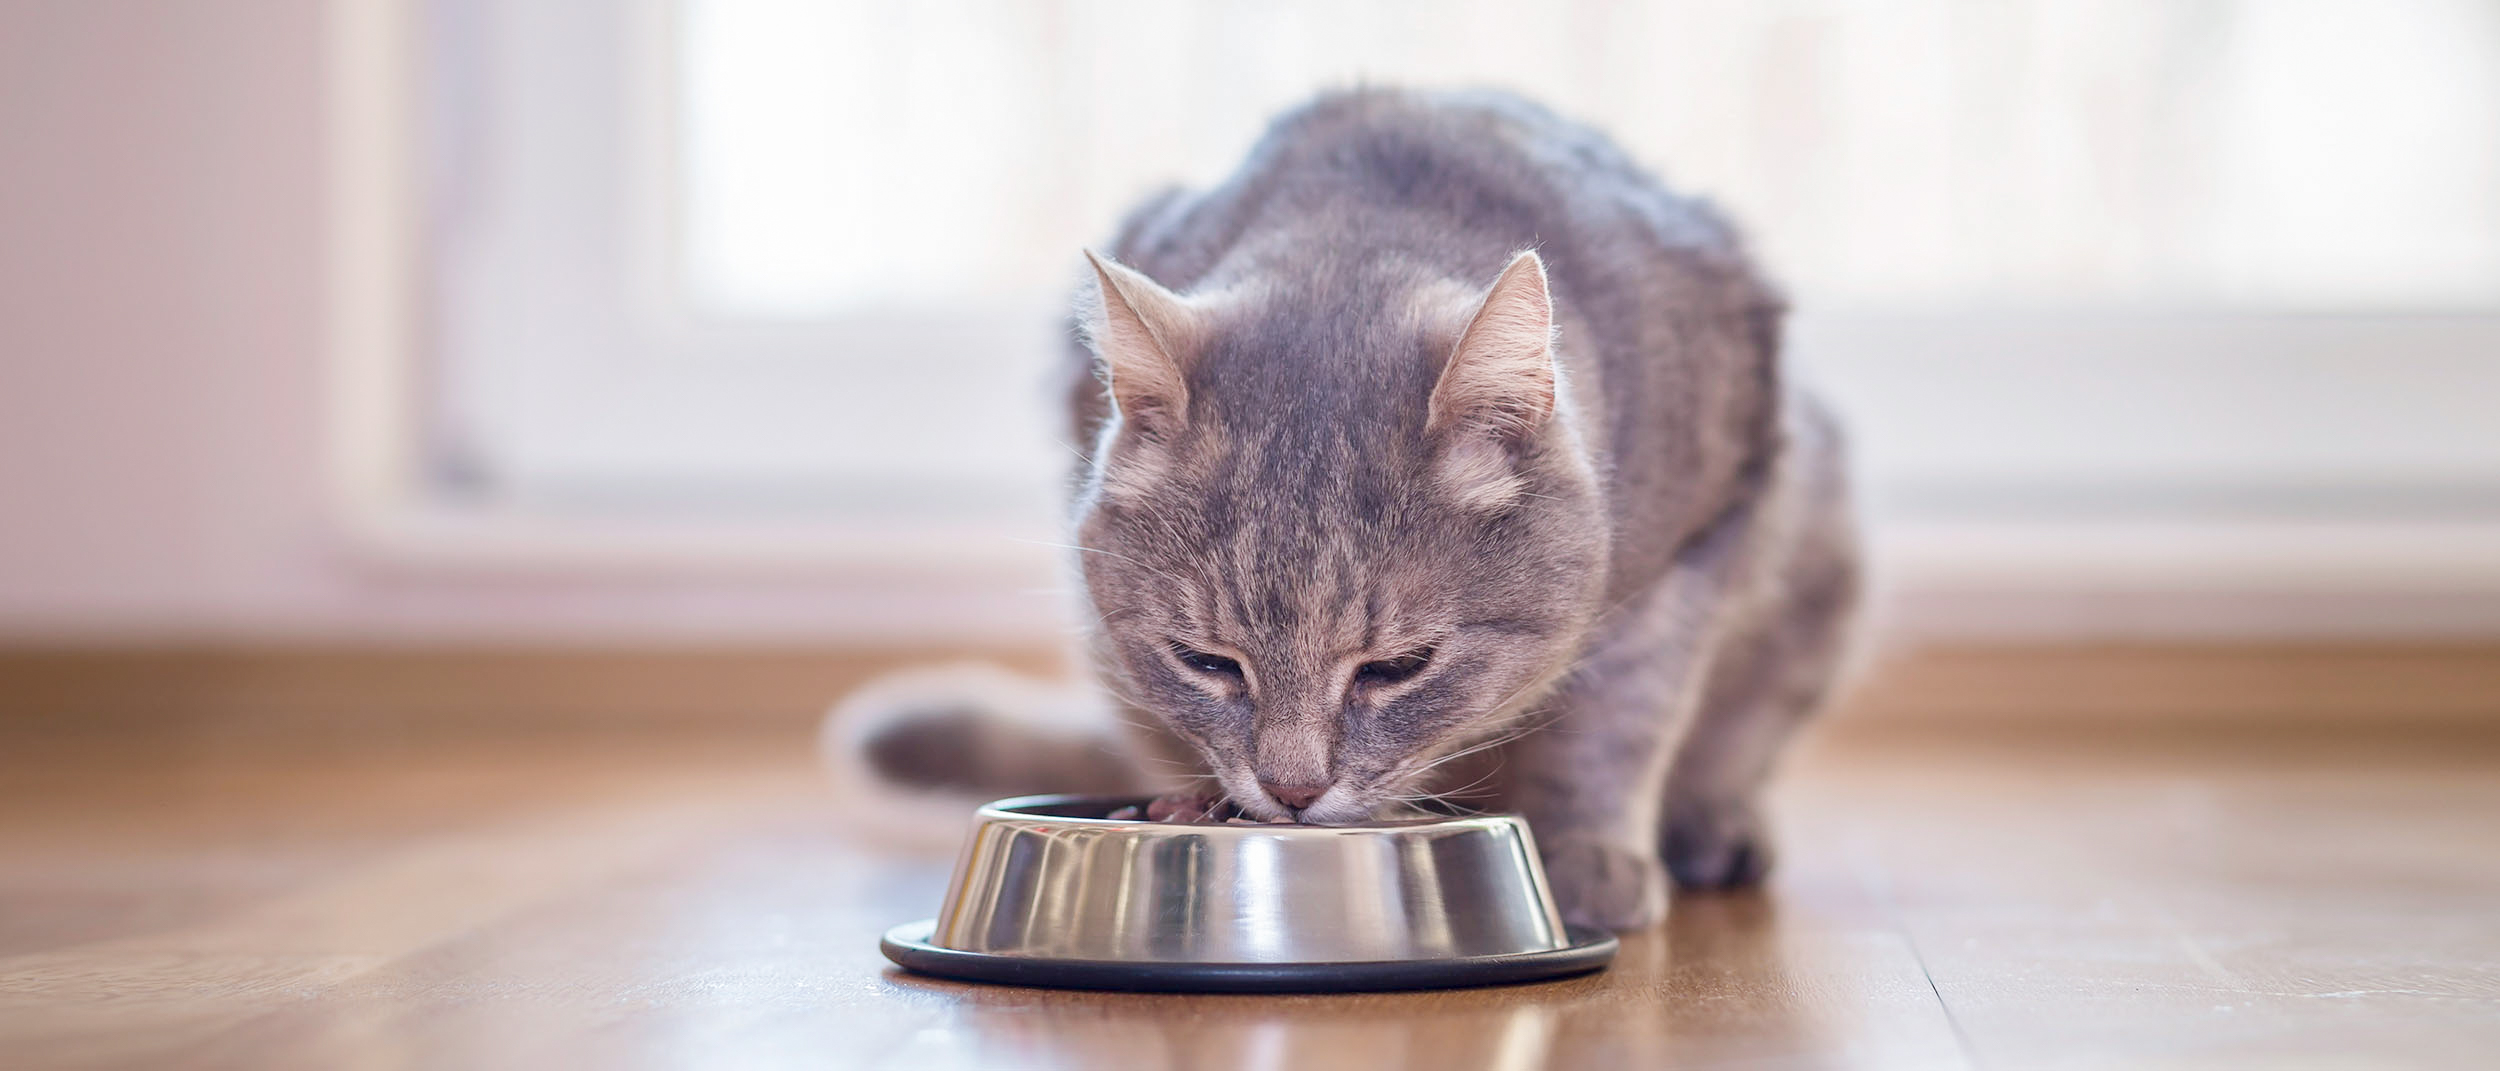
[1069,249,1610,823]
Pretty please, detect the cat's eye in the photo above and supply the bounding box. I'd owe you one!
[1169,643,1243,679]
[1356,647,1435,687]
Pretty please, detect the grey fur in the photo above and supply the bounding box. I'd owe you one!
[847,89,1860,931]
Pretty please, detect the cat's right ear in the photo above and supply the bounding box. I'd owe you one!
[1082,251,1197,441]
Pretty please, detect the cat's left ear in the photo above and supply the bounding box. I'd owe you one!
[1082,251,1198,441]
[1428,250,1558,441]
[1426,252,1560,511]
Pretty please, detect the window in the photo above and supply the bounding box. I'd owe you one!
[392,0,2500,556]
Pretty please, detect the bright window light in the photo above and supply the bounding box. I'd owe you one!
[674,0,2500,317]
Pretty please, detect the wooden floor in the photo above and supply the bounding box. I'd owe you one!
[2,724,2496,1069]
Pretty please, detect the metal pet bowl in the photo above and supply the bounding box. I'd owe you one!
[880,794,1617,993]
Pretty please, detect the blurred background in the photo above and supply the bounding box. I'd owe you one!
[2,0,2496,736]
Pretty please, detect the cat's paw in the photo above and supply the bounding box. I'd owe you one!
[1661,796,1775,890]
[1539,834,1667,932]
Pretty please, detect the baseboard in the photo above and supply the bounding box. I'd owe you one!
[1833,640,2500,734]
[0,645,1063,744]
[0,642,2492,746]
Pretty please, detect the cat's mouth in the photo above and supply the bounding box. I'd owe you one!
[1292,792,1386,825]
[1214,766,1390,825]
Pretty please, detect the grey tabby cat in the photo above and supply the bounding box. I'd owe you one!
[847,89,1860,931]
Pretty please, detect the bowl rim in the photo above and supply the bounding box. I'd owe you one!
[976,793,1531,837]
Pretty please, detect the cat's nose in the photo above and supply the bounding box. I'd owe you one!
[1258,779,1328,811]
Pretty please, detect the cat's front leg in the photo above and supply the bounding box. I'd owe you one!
[1505,600,1696,932]
[1505,505,1761,931]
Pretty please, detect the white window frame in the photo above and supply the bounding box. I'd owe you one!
[330,0,1064,591]
[326,0,2500,638]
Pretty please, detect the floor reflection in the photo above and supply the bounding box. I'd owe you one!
[878,888,1807,1071]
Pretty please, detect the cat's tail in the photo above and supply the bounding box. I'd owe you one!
[819,663,1148,837]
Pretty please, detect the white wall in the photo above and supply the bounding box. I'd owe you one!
[0,0,1044,644]
[0,0,331,636]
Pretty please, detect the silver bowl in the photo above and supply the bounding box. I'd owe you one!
[880,794,1616,992]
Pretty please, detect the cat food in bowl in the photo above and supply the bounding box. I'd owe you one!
[878,794,1616,992]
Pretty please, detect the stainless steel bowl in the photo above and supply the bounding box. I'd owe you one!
[880,794,1616,992]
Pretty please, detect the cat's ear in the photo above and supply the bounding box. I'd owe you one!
[1428,250,1558,442]
[1082,250,1197,440]
[1426,252,1558,511]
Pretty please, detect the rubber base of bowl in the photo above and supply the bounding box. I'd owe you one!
[879,919,1618,994]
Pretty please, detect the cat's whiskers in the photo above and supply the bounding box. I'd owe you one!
[1395,655,1590,785]
[1404,720,1536,783]
[1372,719,1531,805]
[1396,763,1503,811]
[1434,744,1513,795]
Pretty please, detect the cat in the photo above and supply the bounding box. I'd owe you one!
[835,88,1860,932]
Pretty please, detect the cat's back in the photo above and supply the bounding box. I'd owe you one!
[1108,88,1755,294]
